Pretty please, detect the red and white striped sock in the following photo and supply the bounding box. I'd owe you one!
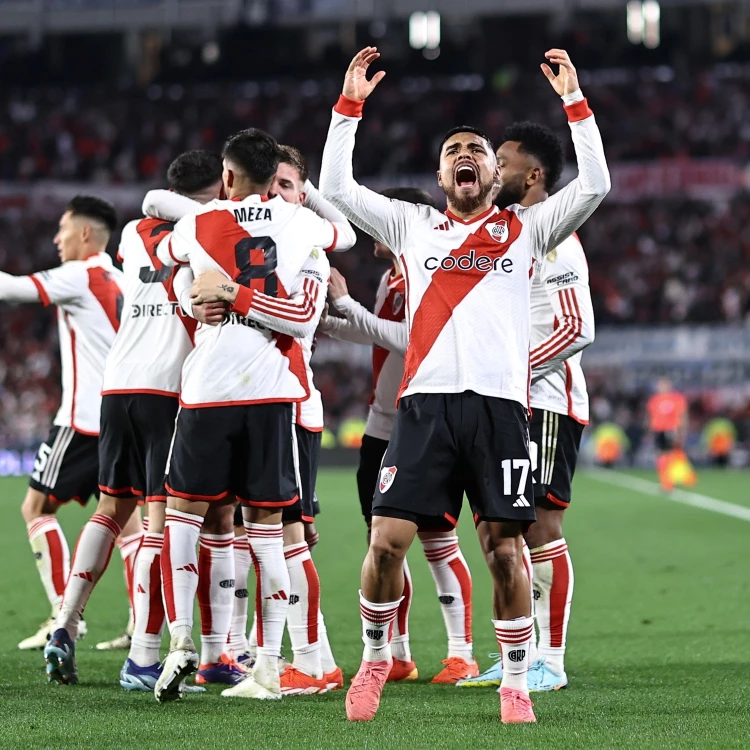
[521,540,538,664]
[27,516,70,612]
[118,530,142,632]
[244,522,289,663]
[530,538,573,675]
[421,536,473,661]
[284,542,322,678]
[494,616,534,694]
[391,558,413,662]
[227,534,251,656]
[129,531,165,667]
[197,532,235,664]
[161,509,203,641]
[359,591,402,663]
[57,513,121,639]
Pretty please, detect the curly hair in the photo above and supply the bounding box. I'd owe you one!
[502,122,564,191]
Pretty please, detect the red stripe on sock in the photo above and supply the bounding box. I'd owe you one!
[248,544,263,648]
[45,528,67,597]
[549,550,570,648]
[448,556,473,643]
[302,557,320,644]
[161,527,176,624]
[197,542,213,635]
[396,569,412,636]
[146,552,165,635]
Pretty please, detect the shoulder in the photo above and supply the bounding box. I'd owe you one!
[540,233,588,283]
[300,248,330,285]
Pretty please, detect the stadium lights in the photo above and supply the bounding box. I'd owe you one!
[409,11,441,51]
[627,1,660,48]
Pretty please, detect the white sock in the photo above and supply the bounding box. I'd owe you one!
[248,612,257,652]
[197,532,235,664]
[57,513,121,639]
[391,558,413,662]
[244,522,289,660]
[421,536,474,661]
[530,538,573,675]
[318,610,336,673]
[129,531,164,667]
[494,617,534,694]
[284,542,322,678]
[521,540,538,665]
[359,591,402,663]
[118,531,142,632]
[228,534,251,656]
[161,509,203,641]
[27,516,70,612]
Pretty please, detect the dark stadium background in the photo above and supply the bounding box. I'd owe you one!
[1,0,749,470]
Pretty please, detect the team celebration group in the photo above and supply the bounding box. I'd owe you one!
[5,46,609,724]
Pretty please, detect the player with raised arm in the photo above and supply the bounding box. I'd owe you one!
[229,145,348,695]
[0,197,124,652]
[457,123,595,692]
[153,128,336,703]
[43,152,225,688]
[320,187,478,684]
[320,47,609,723]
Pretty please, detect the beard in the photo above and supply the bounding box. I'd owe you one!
[493,180,525,210]
[444,179,495,216]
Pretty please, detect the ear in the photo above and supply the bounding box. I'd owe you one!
[526,166,543,188]
[493,163,502,185]
[80,223,92,242]
[226,169,235,190]
[298,190,307,205]
[436,169,443,188]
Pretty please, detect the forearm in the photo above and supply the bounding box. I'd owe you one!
[230,283,321,338]
[142,190,198,222]
[304,180,357,251]
[0,272,42,303]
[335,295,408,355]
[318,315,378,346]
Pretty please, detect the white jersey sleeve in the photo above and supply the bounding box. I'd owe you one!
[31,262,90,307]
[303,180,357,251]
[319,314,375,347]
[142,189,200,222]
[320,97,426,254]
[172,265,196,318]
[520,92,610,258]
[333,294,408,356]
[0,271,43,302]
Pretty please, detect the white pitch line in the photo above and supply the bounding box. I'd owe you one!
[584,468,750,523]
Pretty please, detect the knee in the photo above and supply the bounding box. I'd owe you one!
[369,534,407,571]
[486,537,521,579]
[203,504,235,535]
[524,508,564,549]
[21,489,51,523]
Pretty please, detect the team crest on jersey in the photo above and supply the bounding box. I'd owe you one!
[486,220,509,243]
[392,291,404,316]
[379,466,398,493]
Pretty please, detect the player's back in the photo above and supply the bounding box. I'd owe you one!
[648,392,686,432]
[31,253,123,434]
[103,217,195,396]
[167,193,334,407]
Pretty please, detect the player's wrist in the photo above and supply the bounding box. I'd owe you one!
[230,286,254,316]
[334,95,365,118]
[562,90,592,123]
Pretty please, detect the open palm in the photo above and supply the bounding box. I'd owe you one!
[342,47,386,102]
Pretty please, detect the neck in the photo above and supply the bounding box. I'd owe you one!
[520,187,548,208]
[78,247,103,261]
[446,200,493,222]
[230,180,270,201]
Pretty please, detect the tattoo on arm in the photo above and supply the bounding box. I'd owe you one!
[219,284,236,293]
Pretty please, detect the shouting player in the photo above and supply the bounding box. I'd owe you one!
[320,47,609,724]
[43,152,225,688]
[458,123,595,692]
[153,128,338,702]
[0,197,124,651]
[320,187,478,684]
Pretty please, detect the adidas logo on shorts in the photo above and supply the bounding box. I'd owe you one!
[513,496,531,508]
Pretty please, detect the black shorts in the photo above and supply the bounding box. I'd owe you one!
[356,433,389,527]
[372,392,535,530]
[98,393,179,502]
[529,409,584,508]
[282,426,321,523]
[29,425,99,506]
[166,403,298,507]
[654,431,676,452]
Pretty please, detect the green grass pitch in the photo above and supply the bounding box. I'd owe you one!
[2,468,750,749]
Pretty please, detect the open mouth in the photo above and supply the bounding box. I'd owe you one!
[455,163,478,189]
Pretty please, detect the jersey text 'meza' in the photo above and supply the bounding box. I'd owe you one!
[233,207,272,223]
[424,249,514,273]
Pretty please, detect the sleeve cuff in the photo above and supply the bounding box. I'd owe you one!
[323,222,339,252]
[230,286,254,316]
[563,97,593,123]
[334,95,365,119]
[333,294,354,312]
[28,275,51,307]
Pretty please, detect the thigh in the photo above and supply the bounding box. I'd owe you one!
[165,406,238,502]
[98,395,142,497]
[238,403,298,507]
[283,426,322,523]
[356,434,389,523]
[464,395,535,525]
[135,394,180,503]
[372,394,460,530]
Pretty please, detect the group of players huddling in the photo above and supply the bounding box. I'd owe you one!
[5,46,608,724]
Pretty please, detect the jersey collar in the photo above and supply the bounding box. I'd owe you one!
[445,204,498,225]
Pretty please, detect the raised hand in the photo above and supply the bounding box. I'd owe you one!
[541,49,580,97]
[342,46,386,102]
[328,267,349,301]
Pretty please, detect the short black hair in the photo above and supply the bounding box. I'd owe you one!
[222,128,280,186]
[381,186,437,209]
[278,145,309,184]
[439,126,494,156]
[167,150,223,195]
[502,122,565,191]
[66,195,117,234]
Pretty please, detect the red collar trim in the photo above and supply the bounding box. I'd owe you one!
[445,205,498,225]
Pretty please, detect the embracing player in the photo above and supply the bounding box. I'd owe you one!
[0,197,124,651]
[320,47,609,724]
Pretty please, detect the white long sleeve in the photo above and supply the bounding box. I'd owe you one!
[333,294,408,355]
[522,92,611,257]
[142,190,200,222]
[0,271,42,303]
[303,180,357,251]
[172,265,196,318]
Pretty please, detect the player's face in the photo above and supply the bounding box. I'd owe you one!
[437,133,497,213]
[494,141,534,209]
[53,211,85,263]
[268,163,305,205]
[373,240,393,260]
